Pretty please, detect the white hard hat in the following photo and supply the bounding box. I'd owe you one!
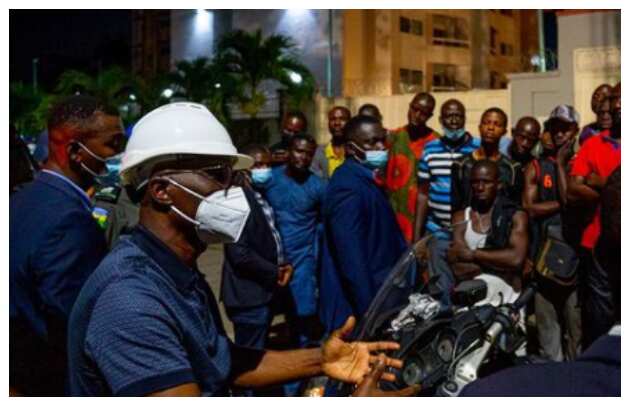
[119,102,252,188]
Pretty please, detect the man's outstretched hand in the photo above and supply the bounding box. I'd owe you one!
[321,316,403,384]
[352,354,421,397]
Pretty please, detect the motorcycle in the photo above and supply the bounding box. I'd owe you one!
[330,230,537,396]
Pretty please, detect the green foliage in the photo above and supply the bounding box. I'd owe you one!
[10,31,316,141]
[9,82,55,137]
[168,57,240,126]
[128,73,171,115]
[216,29,317,117]
[54,65,134,110]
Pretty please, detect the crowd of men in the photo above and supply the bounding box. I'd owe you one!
[9,81,621,396]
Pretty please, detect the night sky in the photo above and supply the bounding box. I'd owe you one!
[10,9,559,90]
[10,10,132,91]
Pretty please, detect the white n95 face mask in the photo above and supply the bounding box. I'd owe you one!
[167,179,251,244]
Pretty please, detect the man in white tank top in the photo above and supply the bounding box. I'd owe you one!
[446,160,529,309]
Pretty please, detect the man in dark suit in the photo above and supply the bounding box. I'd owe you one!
[461,166,620,397]
[319,115,408,333]
[221,145,293,349]
[10,95,125,395]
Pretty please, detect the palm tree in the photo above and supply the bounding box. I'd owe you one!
[129,73,172,116]
[54,65,133,110]
[215,29,316,117]
[168,57,239,125]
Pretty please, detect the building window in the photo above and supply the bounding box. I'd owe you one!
[432,15,469,47]
[431,63,466,91]
[490,27,497,51]
[411,20,423,36]
[400,17,410,33]
[500,43,514,56]
[399,68,423,93]
[400,16,423,36]
[500,10,514,16]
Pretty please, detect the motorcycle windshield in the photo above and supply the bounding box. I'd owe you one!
[354,234,434,340]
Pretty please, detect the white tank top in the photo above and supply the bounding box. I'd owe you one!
[464,207,488,250]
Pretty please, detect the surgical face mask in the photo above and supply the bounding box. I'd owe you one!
[93,154,123,187]
[351,142,389,169]
[167,179,251,245]
[251,167,272,185]
[76,141,110,179]
[443,127,466,141]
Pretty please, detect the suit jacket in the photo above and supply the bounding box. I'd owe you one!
[319,159,407,333]
[461,332,621,396]
[220,187,279,309]
[10,170,107,395]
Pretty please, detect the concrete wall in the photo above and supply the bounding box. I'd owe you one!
[230,10,343,97]
[556,11,621,109]
[508,70,563,124]
[508,11,620,126]
[170,10,216,64]
[573,46,621,125]
[170,10,344,97]
[343,10,394,96]
[312,89,510,144]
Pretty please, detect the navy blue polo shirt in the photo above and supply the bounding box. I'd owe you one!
[68,225,233,396]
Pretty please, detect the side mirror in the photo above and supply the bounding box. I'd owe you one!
[451,279,488,307]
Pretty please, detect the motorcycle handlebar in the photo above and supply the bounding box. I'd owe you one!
[511,282,537,310]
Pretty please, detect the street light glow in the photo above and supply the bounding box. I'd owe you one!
[289,71,303,84]
[287,9,309,17]
[214,83,221,89]
[162,88,174,98]
[129,94,137,101]
[195,9,211,34]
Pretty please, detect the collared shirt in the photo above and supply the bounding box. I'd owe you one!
[253,190,285,264]
[41,169,93,211]
[417,135,480,239]
[264,166,326,316]
[68,225,232,396]
[609,324,621,336]
[570,129,621,248]
[324,142,345,177]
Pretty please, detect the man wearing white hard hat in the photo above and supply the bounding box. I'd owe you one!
[66,102,403,396]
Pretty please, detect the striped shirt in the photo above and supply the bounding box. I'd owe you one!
[417,135,480,238]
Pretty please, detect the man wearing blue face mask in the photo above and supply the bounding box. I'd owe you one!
[221,145,294,361]
[10,95,125,395]
[413,99,480,310]
[319,115,407,333]
[414,99,480,242]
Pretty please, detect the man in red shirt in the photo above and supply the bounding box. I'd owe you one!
[568,83,621,347]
